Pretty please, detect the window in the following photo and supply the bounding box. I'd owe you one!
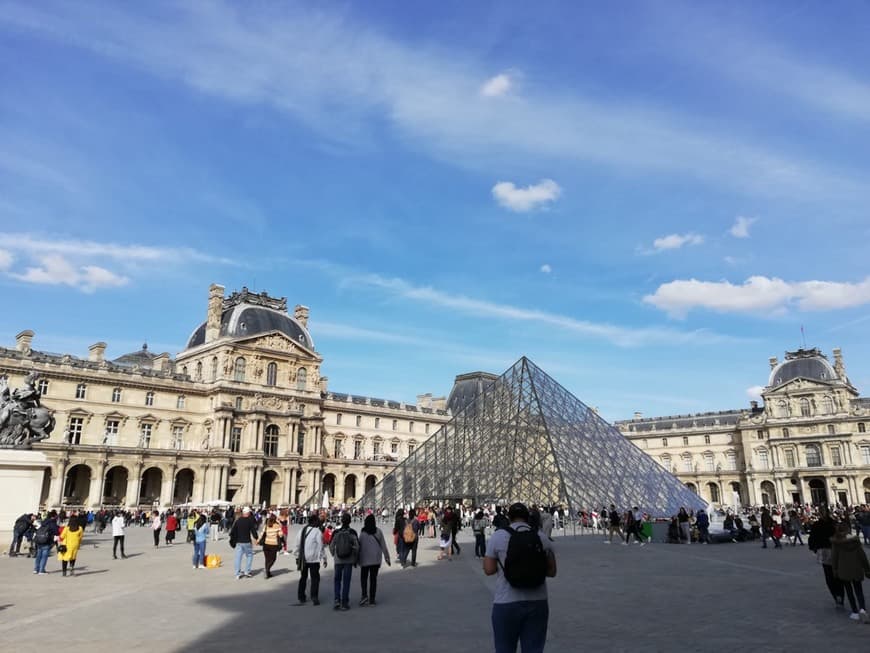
[37,379,48,395]
[266,362,277,387]
[229,427,242,453]
[682,436,689,446]
[425,423,430,434]
[234,357,246,382]
[296,367,307,390]
[296,430,305,455]
[172,425,184,449]
[182,366,188,377]
[409,421,415,433]
[681,456,692,472]
[861,446,870,465]
[176,395,185,409]
[704,453,714,472]
[805,445,822,467]
[235,396,243,411]
[660,455,672,471]
[211,357,218,381]
[373,440,382,455]
[408,442,416,455]
[704,434,711,445]
[831,446,842,466]
[68,417,83,445]
[708,483,720,503]
[726,452,737,471]
[264,425,279,456]
[75,383,87,400]
[391,441,398,454]
[139,423,152,448]
[104,419,119,445]
[859,422,866,433]
[353,440,362,460]
[392,420,398,431]
[757,450,769,470]
[111,387,122,403]
[784,449,796,467]
[822,396,834,414]
[661,438,668,447]
[334,439,343,458]
[800,398,811,417]
[756,430,764,440]
[145,391,154,406]
[826,424,835,435]
[374,417,380,429]
[195,361,203,381]
[356,415,362,427]
[782,427,790,438]
[336,413,343,425]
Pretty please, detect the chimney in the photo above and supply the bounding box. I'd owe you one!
[768,356,778,370]
[88,342,107,362]
[294,304,310,328]
[633,411,642,421]
[750,400,759,410]
[15,330,34,354]
[205,284,225,343]
[319,376,329,394]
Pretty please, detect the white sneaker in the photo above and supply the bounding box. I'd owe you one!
[860,609,869,624]
[849,612,860,621]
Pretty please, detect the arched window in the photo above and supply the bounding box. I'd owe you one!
[800,398,811,417]
[805,445,822,467]
[111,387,122,403]
[336,413,342,425]
[182,366,188,377]
[266,362,277,387]
[195,361,202,381]
[211,357,218,381]
[296,367,307,390]
[145,391,154,406]
[234,357,246,382]
[75,383,87,400]
[776,400,789,418]
[235,396,243,411]
[822,396,834,414]
[176,395,185,409]
[859,422,866,433]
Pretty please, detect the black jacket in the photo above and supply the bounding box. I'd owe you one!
[229,516,258,545]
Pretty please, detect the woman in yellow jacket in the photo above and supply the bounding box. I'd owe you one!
[58,515,84,577]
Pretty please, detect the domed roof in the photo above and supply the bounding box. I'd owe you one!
[186,304,314,350]
[113,343,157,369]
[768,348,837,388]
[447,371,499,414]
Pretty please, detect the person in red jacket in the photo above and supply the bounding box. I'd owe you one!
[165,512,179,545]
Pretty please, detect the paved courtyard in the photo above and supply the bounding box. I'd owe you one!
[1,525,868,652]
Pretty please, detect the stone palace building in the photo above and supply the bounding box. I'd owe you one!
[0,284,449,510]
[616,347,870,508]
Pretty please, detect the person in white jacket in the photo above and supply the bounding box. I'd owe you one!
[292,513,327,606]
[111,511,127,559]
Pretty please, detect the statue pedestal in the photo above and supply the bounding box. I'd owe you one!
[0,450,49,551]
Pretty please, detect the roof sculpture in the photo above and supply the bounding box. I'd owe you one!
[357,356,705,517]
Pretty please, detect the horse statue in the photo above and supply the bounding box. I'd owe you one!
[0,372,56,448]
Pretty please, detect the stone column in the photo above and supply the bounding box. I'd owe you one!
[87,460,107,508]
[289,468,298,505]
[160,465,176,507]
[126,462,143,507]
[50,458,69,508]
[194,465,208,503]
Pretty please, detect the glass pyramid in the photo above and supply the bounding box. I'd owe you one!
[357,357,705,517]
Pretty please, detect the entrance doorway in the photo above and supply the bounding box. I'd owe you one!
[808,478,827,506]
[837,491,848,506]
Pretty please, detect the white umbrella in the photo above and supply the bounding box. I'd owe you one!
[204,499,232,508]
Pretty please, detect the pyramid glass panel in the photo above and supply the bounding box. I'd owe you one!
[356,357,705,517]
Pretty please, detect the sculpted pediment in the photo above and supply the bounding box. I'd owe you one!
[765,378,831,395]
[235,331,317,358]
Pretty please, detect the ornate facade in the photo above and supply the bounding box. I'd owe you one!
[616,347,870,508]
[0,284,449,510]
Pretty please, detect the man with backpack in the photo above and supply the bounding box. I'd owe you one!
[329,511,359,611]
[484,502,556,653]
[33,510,59,575]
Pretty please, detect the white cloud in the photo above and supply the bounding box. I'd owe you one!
[345,272,741,347]
[2,3,863,201]
[729,216,757,238]
[10,255,129,292]
[745,385,765,400]
[0,249,13,270]
[540,264,552,274]
[480,73,512,97]
[492,179,561,212]
[644,275,870,317]
[651,233,704,251]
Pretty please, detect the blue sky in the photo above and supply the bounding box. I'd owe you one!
[1,1,869,420]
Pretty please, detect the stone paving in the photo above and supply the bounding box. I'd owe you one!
[1,525,868,652]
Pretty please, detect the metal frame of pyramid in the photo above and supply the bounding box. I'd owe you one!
[356,357,705,517]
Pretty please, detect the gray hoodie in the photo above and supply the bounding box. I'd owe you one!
[358,528,391,567]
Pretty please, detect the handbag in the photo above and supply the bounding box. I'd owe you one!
[57,544,68,554]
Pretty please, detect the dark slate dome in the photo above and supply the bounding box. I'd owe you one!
[113,343,157,369]
[447,371,499,414]
[769,349,837,387]
[186,305,314,350]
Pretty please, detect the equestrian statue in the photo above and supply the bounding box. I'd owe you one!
[0,371,55,448]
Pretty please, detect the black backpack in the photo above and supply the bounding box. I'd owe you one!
[502,527,547,589]
[34,523,52,546]
[333,528,356,559]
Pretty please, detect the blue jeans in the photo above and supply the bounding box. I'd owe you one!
[492,600,549,653]
[333,562,353,606]
[233,543,253,576]
[193,541,206,567]
[861,525,870,545]
[34,545,51,573]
